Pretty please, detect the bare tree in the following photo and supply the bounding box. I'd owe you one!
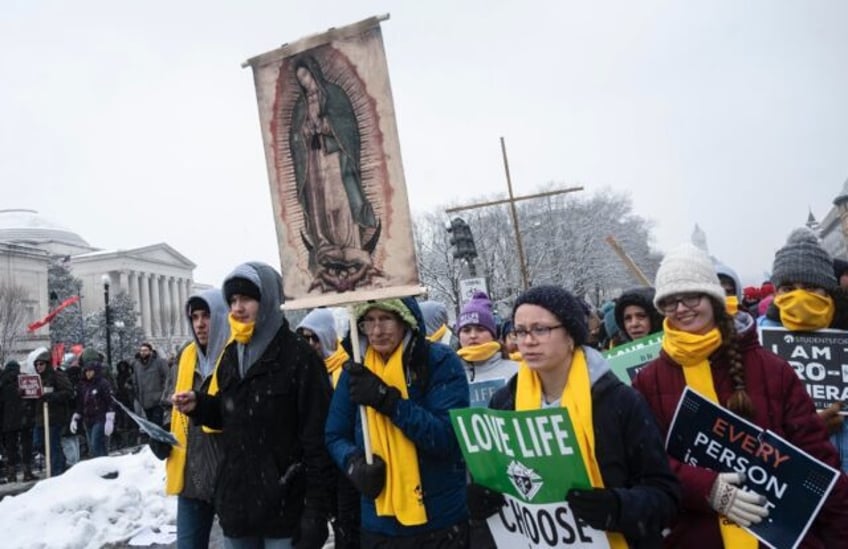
[0,283,31,364]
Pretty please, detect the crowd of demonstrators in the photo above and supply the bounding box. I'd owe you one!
[0,360,37,482]
[632,242,848,547]
[326,298,470,548]
[131,342,169,427]
[151,288,230,549]
[479,286,681,547]
[69,349,115,458]
[613,286,664,343]
[173,262,334,549]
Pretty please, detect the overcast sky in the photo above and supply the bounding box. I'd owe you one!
[2,0,846,289]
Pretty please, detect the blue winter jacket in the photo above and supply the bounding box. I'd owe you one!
[325,297,470,537]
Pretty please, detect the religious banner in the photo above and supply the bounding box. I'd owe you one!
[602,332,663,383]
[759,326,848,412]
[450,407,611,548]
[245,15,421,309]
[667,388,839,549]
[18,374,43,399]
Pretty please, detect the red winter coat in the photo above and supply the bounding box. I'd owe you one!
[632,322,848,548]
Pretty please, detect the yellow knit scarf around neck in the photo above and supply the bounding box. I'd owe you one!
[325,343,348,389]
[457,341,501,363]
[661,319,757,548]
[426,324,447,343]
[228,314,255,344]
[725,296,739,316]
[165,342,196,495]
[515,348,626,549]
[364,344,427,526]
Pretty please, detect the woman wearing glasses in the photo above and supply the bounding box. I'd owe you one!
[485,285,680,548]
[633,243,848,547]
[325,298,470,548]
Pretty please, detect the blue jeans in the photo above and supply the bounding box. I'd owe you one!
[223,536,293,549]
[86,422,107,458]
[177,496,215,549]
[34,424,66,476]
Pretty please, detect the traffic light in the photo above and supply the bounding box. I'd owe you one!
[447,217,478,260]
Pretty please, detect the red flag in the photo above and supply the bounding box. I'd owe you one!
[51,343,65,367]
[27,295,80,332]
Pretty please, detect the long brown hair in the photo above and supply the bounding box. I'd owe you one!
[709,296,755,419]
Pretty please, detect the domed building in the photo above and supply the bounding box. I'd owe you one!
[0,209,195,360]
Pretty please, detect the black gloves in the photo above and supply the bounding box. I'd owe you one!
[345,452,386,499]
[467,483,505,520]
[149,437,172,461]
[294,508,329,549]
[566,488,621,531]
[346,361,401,416]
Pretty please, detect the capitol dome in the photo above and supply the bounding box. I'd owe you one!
[0,209,91,248]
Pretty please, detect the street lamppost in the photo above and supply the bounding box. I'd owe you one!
[114,320,125,362]
[102,274,112,370]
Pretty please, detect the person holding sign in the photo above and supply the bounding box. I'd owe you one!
[33,349,72,476]
[325,298,470,548]
[173,262,335,549]
[633,242,848,548]
[487,285,680,547]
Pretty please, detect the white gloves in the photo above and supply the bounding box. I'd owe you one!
[70,413,81,434]
[709,472,769,527]
[104,412,115,437]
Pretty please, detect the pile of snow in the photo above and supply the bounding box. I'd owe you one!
[0,448,177,548]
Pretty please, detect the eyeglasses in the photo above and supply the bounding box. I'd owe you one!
[358,317,398,333]
[512,325,563,340]
[657,294,703,314]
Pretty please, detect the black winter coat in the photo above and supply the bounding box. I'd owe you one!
[490,371,680,548]
[0,365,31,432]
[192,320,335,539]
[35,367,74,428]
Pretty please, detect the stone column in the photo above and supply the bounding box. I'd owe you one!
[163,276,174,338]
[119,270,129,294]
[130,271,140,311]
[151,274,162,337]
[140,272,151,337]
[177,277,188,336]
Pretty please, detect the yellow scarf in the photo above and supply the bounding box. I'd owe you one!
[509,351,523,362]
[427,324,447,343]
[228,314,255,344]
[725,296,739,316]
[515,348,626,549]
[457,341,501,363]
[364,345,427,525]
[774,290,834,331]
[325,343,348,389]
[165,342,197,495]
[662,319,757,548]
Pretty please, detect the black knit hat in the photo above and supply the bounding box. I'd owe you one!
[186,296,210,316]
[223,276,261,303]
[771,228,837,291]
[513,285,588,346]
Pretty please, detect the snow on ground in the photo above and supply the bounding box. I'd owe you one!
[0,448,177,549]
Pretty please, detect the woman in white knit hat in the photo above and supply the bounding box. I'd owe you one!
[633,243,848,548]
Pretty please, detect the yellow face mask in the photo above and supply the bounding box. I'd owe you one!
[725,296,739,316]
[774,290,834,331]
[228,314,256,344]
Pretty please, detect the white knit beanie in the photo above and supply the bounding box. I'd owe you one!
[653,243,726,308]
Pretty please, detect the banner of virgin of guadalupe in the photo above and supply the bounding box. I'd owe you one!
[245,15,422,309]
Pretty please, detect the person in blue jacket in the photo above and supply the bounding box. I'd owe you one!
[325,297,470,548]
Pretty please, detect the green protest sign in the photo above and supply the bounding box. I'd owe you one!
[450,407,592,504]
[602,332,663,382]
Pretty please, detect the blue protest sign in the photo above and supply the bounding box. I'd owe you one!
[468,377,509,408]
[667,388,838,549]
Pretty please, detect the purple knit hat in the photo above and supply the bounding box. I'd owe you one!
[457,291,497,337]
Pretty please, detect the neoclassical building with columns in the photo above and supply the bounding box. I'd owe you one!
[0,209,198,356]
